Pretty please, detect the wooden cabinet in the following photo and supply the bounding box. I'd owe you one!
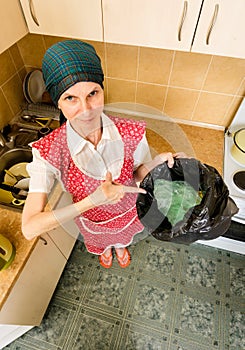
[19,0,245,58]
[102,0,245,59]
[191,0,245,58]
[19,0,103,41]
[102,0,203,51]
[0,233,67,326]
[0,192,77,347]
[0,0,28,53]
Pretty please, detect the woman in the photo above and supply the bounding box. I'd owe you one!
[22,40,176,268]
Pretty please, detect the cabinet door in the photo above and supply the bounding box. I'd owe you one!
[19,0,103,41]
[0,0,28,53]
[102,0,203,50]
[192,0,245,58]
[0,234,66,325]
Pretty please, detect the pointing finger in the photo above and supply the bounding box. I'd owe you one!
[122,186,146,194]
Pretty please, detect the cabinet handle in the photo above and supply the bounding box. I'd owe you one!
[40,237,47,245]
[178,1,188,41]
[206,4,219,45]
[29,0,40,26]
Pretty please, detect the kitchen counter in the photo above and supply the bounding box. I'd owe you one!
[0,117,224,311]
[0,182,63,310]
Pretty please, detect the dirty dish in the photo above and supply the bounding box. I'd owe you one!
[0,188,14,204]
[4,162,29,186]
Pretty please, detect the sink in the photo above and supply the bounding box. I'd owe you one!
[0,148,32,210]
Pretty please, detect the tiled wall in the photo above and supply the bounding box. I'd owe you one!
[0,44,27,129]
[0,33,244,130]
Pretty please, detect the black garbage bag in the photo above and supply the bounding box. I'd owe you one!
[136,158,238,244]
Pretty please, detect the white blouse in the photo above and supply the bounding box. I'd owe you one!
[27,113,152,193]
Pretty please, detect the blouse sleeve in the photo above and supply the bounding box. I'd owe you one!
[133,132,152,170]
[27,147,61,193]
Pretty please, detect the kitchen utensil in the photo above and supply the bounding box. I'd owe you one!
[0,233,16,271]
[4,162,29,186]
[0,183,28,200]
[21,115,48,127]
[38,127,51,138]
[228,128,245,165]
[4,169,24,183]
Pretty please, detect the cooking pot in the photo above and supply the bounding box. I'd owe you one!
[229,128,245,165]
[0,233,16,271]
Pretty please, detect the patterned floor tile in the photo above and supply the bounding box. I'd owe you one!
[68,307,121,350]
[172,290,221,348]
[169,336,218,350]
[223,302,245,350]
[136,239,183,285]
[179,245,224,298]
[17,298,78,350]
[81,268,134,317]
[118,322,169,350]
[126,277,175,332]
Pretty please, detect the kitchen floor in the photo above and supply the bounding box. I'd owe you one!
[3,234,244,350]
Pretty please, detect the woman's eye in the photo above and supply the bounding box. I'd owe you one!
[65,95,74,101]
[89,90,98,97]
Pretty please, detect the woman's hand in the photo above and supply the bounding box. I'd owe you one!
[89,172,146,206]
[134,151,189,183]
[153,152,175,168]
[173,152,189,159]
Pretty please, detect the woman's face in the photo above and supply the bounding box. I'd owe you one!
[58,81,104,125]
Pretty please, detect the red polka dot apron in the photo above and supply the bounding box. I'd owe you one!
[32,116,145,254]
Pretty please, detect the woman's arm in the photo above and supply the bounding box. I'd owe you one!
[22,172,145,240]
[134,152,175,182]
[134,152,188,182]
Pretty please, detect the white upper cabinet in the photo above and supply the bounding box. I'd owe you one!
[19,0,103,41]
[102,0,203,51]
[191,0,245,59]
[102,0,245,59]
[0,0,28,53]
[19,0,245,59]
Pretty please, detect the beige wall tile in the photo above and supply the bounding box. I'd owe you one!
[8,44,24,72]
[106,43,138,80]
[203,56,245,95]
[106,78,136,104]
[193,92,235,126]
[136,82,167,112]
[237,78,245,96]
[0,89,14,129]
[43,35,68,50]
[164,87,199,120]
[2,74,25,116]
[221,96,244,127]
[138,47,173,85]
[87,40,106,77]
[17,34,46,68]
[0,50,16,86]
[170,51,211,90]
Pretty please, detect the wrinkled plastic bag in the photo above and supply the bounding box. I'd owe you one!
[136,158,238,244]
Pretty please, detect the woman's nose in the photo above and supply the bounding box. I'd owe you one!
[79,99,91,113]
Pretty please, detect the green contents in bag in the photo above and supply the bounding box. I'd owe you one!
[153,180,203,226]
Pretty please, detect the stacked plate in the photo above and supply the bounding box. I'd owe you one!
[23,70,46,104]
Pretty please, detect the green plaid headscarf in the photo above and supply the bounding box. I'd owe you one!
[42,40,104,106]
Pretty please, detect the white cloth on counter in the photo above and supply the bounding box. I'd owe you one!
[27,113,152,193]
